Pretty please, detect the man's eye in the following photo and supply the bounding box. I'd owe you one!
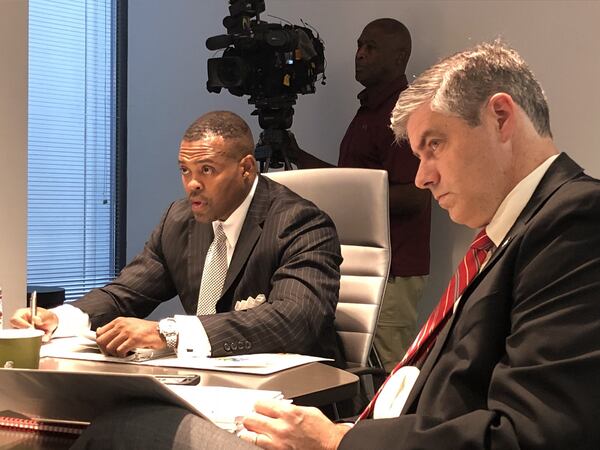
[202,166,214,175]
[430,140,440,151]
[179,167,189,175]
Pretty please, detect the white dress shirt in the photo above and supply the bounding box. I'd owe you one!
[372,154,559,419]
[177,175,258,357]
[52,176,259,358]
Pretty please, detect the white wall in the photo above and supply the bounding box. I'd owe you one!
[0,0,28,326]
[128,0,600,323]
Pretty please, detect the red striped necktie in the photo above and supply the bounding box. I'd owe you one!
[358,229,494,420]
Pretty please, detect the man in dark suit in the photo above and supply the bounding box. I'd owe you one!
[69,42,600,449]
[11,111,343,362]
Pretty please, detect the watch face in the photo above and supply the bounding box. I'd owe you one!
[160,319,177,334]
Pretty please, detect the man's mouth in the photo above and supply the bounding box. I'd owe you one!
[190,197,207,210]
[435,193,450,208]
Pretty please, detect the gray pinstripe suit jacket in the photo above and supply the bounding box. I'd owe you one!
[72,176,344,361]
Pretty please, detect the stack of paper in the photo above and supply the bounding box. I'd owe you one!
[165,385,284,431]
[40,337,331,374]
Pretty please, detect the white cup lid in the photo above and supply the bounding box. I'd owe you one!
[0,328,45,339]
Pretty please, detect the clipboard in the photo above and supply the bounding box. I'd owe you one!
[0,368,208,424]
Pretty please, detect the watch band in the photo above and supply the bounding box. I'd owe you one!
[164,332,178,350]
[158,318,178,350]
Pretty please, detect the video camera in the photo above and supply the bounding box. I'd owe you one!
[206,0,325,170]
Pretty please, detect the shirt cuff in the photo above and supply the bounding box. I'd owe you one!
[174,314,212,358]
[52,304,91,337]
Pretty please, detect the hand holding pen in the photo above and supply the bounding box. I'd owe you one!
[9,293,59,342]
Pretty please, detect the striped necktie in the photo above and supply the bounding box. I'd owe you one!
[196,223,228,315]
[358,229,493,420]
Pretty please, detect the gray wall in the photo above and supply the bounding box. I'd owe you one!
[128,0,600,323]
[0,0,28,325]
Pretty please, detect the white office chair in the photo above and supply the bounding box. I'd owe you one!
[264,168,391,374]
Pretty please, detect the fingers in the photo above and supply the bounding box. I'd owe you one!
[238,428,274,449]
[9,308,33,329]
[243,411,275,434]
[252,399,295,418]
[9,308,57,342]
[96,318,162,357]
[253,400,324,425]
[96,323,132,357]
[239,418,277,450]
[243,401,341,450]
[243,400,293,437]
[243,402,302,448]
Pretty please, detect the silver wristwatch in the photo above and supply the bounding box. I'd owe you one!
[158,317,178,350]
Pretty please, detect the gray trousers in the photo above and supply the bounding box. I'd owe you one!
[71,401,259,450]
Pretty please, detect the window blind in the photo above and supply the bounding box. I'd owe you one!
[28,0,123,301]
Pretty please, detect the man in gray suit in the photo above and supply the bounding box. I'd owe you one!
[72,41,600,450]
[12,111,343,363]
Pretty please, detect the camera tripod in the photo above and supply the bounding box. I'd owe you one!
[254,128,301,172]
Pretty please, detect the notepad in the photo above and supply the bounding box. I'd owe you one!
[0,410,88,435]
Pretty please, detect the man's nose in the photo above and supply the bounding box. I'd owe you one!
[356,46,366,60]
[187,177,203,191]
[414,160,437,190]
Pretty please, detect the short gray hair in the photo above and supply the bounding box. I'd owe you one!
[391,40,552,140]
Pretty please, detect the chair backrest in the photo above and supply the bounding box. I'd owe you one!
[264,168,390,368]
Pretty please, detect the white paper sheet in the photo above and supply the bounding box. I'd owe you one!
[142,353,332,374]
[165,385,286,431]
[40,337,331,374]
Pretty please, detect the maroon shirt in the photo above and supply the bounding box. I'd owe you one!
[338,76,431,277]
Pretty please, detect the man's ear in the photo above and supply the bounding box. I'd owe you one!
[239,154,256,178]
[487,93,515,142]
[395,49,408,73]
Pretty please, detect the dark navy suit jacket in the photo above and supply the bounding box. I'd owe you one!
[341,153,600,449]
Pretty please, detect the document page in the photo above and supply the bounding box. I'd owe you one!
[165,385,285,431]
[40,336,173,363]
[41,337,331,374]
[142,353,331,374]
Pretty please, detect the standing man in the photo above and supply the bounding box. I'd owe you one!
[12,111,343,363]
[296,18,431,372]
[79,41,600,450]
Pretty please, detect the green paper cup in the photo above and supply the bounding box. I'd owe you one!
[0,328,44,369]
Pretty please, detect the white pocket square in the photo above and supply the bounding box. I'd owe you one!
[234,294,266,311]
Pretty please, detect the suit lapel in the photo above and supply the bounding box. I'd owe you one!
[221,176,271,295]
[400,236,513,414]
[401,153,583,414]
[510,152,582,226]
